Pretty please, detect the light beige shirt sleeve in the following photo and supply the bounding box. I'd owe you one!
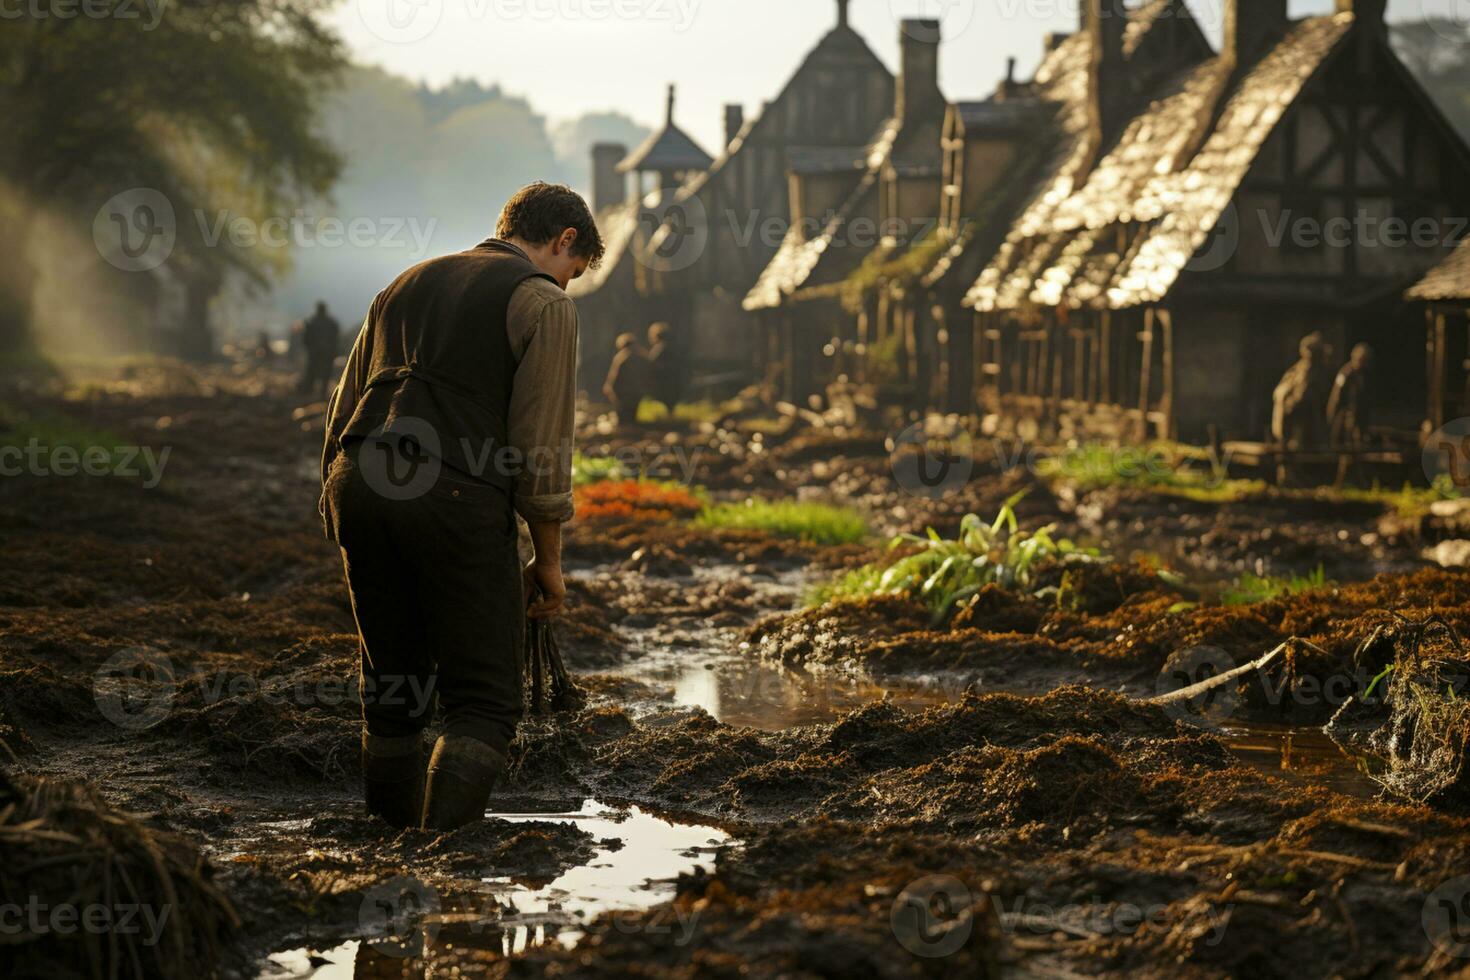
[506,277,578,524]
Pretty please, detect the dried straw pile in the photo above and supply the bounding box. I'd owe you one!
[0,768,238,979]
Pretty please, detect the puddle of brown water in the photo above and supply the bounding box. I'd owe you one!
[1219,722,1383,799]
[614,646,962,730]
[259,800,729,978]
[613,627,1386,803]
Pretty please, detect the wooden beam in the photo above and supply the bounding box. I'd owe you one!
[1430,308,1447,433]
[1137,308,1155,441]
[1158,307,1176,441]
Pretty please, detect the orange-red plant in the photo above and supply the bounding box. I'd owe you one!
[575,480,703,521]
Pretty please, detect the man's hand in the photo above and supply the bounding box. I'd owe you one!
[525,560,566,619]
[524,519,566,619]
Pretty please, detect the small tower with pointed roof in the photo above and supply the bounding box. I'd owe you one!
[618,84,715,196]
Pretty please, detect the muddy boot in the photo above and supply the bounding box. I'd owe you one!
[362,731,426,829]
[420,734,506,831]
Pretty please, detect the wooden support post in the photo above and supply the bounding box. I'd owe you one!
[1463,311,1470,418]
[1049,325,1064,410]
[1430,308,1447,433]
[910,303,927,413]
[1137,307,1156,442]
[1158,307,1175,440]
[898,300,914,394]
[1071,326,1086,402]
[1033,329,1047,398]
[949,306,974,415]
[1099,311,1112,405]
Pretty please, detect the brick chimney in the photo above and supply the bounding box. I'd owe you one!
[1083,0,1129,140]
[1225,0,1289,65]
[1336,0,1387,31]
[724,104,745,148]
[897,20,944,126]
[591,143,627,214]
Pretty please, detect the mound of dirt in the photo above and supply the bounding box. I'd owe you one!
[0,769,239,980]
[752,569,1470,735]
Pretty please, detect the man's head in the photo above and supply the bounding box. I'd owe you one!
[315,301,327,315]
[496,182,606,289]
[615,332,638,351]
[1299,331,1327,362]
[1350,343,1373,368]
[648,322,669,346]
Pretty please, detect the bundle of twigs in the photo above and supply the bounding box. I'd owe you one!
[0,767,239,980]
[523,616,585,716]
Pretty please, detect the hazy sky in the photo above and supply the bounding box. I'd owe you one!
[327,0,1467,154]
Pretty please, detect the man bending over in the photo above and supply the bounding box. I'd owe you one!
[320,183,603,830]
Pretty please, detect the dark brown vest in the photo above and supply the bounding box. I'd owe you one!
[335,240,555,489]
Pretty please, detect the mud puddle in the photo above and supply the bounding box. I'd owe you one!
[610,641,960,729]
[605,594,1387,807]
[1221,722,1383,799]
[258,800,729,978]
[596,561,974,728]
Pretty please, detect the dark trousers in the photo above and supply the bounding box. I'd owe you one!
[323,442,524,755]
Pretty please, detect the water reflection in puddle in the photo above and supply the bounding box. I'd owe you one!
[1221,722,1382,798]
[483,800,728,950]
[259,800,728,978]
[618,646,962,730]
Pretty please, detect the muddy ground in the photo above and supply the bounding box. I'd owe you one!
[3,359,1469,978]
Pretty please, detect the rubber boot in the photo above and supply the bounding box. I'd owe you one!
[420,734,507,831]
[362,731,426,829]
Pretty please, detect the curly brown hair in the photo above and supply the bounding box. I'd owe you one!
[496,182,606,267]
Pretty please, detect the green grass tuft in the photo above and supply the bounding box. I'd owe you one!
[696,498,868,546]
[1036,441,1255,502]
[1221,565,1331,606]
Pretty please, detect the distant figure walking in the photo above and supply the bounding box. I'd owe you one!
[1328,343,1374,447]
[1271,331,1333,484]
[603,332,651,426]
[1328,343,1375,486]
[301,301,341,398]
[645,321,682,411]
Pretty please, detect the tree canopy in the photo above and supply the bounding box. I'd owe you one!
[0,0,345,351]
